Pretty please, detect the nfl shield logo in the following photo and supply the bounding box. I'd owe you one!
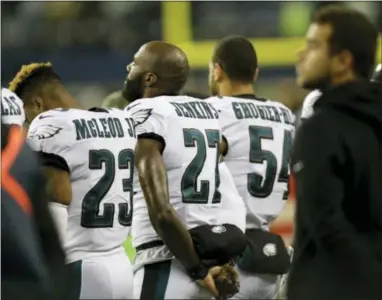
[211,225,226,234]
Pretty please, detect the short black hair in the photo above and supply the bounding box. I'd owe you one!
[9,62,61,101]
[313,5,378,78]
[212,36,258,83]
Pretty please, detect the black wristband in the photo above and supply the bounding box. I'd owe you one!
[186,263,209,281]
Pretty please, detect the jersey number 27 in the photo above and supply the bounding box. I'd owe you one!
[81,149,134,228]
[181,128,221,204]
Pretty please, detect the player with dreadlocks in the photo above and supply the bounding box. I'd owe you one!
[9,62,137,299]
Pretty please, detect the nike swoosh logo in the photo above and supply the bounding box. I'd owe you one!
[39,115,53,119]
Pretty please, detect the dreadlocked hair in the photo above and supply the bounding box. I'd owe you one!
[9,62,61,100]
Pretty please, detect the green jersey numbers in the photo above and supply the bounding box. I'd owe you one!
[81,149,134,228]
[117,149,135,226]
[181,128,221,204]
[248,126,292,199]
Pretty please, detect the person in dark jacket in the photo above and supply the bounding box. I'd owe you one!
[1,124,69,300]
[289,5,382,300]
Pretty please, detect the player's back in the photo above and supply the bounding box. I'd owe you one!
[1,88,25,126]
[127,96,223,249]
[27,108,136,263]
[208,96,295,230]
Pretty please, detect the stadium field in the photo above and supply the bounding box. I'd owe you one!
[123,237,135,261]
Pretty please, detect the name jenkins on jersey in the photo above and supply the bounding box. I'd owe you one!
[27,108,137,263]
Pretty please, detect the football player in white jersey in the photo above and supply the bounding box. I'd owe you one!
[1,87,25,127]
[206,36,295,299]
[9,62,136,299]
[123,41,246,299]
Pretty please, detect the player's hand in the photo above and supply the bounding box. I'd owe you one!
[198,265,239,299]
[197,266,222,298]
[214,264,240,299]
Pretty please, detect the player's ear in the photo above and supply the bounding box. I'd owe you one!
[31,95,44,111]
[144,72,157,87]
[213,63,224,82]
[254,68,259,82]
[331,49,353,75]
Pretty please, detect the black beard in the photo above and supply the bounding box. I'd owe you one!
[122,74,144,103]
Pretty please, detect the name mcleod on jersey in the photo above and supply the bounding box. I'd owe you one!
[170,101,219,119]
[73,117,136,141]
[232,102,293,125]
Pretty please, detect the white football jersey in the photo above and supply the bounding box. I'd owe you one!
[127,96,229,250]
[1,88,25,126]
[208,96,295,231]
[218,161,246,232]
[301,90,321,120]
[27,108,137,263]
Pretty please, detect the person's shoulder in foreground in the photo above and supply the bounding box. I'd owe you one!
[26,108,76,161]
[314,79,382,125]
[1,123,69,300]
[297,79,382,150]
[293,79,382,232]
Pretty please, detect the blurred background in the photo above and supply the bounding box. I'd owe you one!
[2,1,381,113]
[1,1,381,247]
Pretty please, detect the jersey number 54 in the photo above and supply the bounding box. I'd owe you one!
[248,126,292,199]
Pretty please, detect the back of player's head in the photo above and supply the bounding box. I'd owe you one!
[150,42,190,94]
[212,36,258,83]
[9,62,61,102]
[9,62,74,124]
[312,5,378,79]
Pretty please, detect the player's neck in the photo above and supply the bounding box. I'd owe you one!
[219,83,255,98]
[61,96,82,110]
[144,88,179,98]
[330,71,358,87]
